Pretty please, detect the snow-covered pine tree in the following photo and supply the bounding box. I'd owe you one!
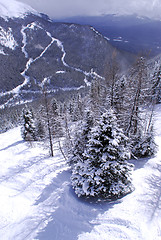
[21,107,36,141]
[131,106,157,158]
[36,119,45,140]
[71,110,133,199]
[131,128,156,158]
[69,110,93,166]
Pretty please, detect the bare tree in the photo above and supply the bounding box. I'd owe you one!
[42,88,54,157]
[104,50,120,108]
[124,57,148,136]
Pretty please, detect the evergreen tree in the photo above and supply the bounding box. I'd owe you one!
[130,107,157,158]
[131,128,156,158]
[21,107,36,141]
[36,120,45,140]
[69,110,93,166]
[71,110,133,199]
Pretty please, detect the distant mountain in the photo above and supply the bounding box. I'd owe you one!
[56,14,161,57]
[0,1,134,108]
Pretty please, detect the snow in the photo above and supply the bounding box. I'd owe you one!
[113,37,123,42]
[0,20,105,108]
[0,127,69,239]
[0,0,39,19]
[104,36,110,41]
[84,77,91,87]
[0,47,6,55]
[21,24,30,58]
[0,105,161,239]
[56,70,66,74]
[90,27,102,37]
[0,105,161,240]
[0,26,17,50]
[78,104,161,240]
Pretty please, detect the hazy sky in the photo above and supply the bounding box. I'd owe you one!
[17,0,161,19]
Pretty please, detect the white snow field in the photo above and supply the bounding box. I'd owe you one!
[0,104,161,240]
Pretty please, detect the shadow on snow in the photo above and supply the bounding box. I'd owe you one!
[0,140,24,151]
[35,170,123,240]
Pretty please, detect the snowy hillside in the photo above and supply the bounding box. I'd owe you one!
[0,104,161,240]
[0,0,39,19]
[0,5,131,109]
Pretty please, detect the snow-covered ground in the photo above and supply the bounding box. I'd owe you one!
[0,128,69,240]
[0,105,161,240]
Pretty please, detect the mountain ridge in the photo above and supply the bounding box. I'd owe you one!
[0,12,134,108]
[56,14,161,56]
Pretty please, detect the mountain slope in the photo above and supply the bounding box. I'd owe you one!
[57,14,161,57]
[0,1,133,108]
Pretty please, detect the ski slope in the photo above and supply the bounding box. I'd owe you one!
[0,129,69,240]
[0,105,161,239]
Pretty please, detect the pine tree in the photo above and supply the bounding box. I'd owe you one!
[36,120,45,140]
[131,107,157,158]
[71,110,133,199]
[21,107,36,141]
[69,110,93,166]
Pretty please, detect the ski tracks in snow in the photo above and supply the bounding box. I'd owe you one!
[1,107,161,239]
[0,127,69,240]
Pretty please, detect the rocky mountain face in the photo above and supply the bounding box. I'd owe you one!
[0,4,133,108]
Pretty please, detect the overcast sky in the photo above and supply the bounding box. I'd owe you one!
[17,0,161,19]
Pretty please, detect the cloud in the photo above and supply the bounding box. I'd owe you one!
[17,0,161,19]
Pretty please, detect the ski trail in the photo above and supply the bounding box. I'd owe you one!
[0,24,55,103]
[0,22,104,108]
[21,25,29,58]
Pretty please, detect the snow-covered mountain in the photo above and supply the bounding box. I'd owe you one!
[0,0,39,19]
[0,0,133,108]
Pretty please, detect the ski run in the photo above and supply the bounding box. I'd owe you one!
[0,21,104,109]
[0,104,160,239]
